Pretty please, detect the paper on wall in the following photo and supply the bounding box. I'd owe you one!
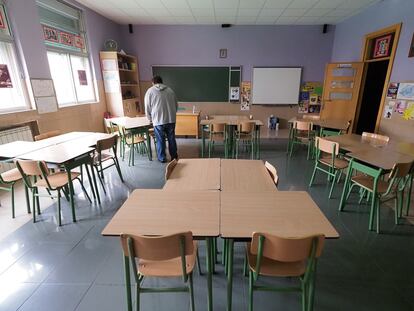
[396,82,414,100]
[387,82,399,99]
[103,71,120,93]
[102,59,117,71]
[403,102,414,120]
[230,87,240,101]
[240,82,251,111]
[394,100,407,114]
[383,101,394,119]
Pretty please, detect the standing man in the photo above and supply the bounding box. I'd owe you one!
[145,76,178,163]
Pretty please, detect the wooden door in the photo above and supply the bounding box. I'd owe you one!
[320,62,364,129]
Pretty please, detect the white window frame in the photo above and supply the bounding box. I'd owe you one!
[0,2,31,114]
[38,0,97,108]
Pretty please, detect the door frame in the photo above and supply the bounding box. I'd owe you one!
[358,23,402,133]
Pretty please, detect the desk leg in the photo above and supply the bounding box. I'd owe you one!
[226,238,234,311]
[146,129,152,161]
[201,126,205,158]
[84,164,97,201]
[124,255,133,311]
[405,174,413,216]
[206,237,213,311]
[66,167,77,223]
[89,161,101,205]
[24,185,31,214]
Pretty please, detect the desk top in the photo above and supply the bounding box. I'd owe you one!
[20,143,94,164]
[200,119,264,126]
[325,134,388,153]
[348,149,414,170]
[109,117,151,129]
[0,141,42,159]
[221,159,277,192]
[163,158,221,191]
[289,117,349,131]
[102,189,220,237]
[220,191,339,239]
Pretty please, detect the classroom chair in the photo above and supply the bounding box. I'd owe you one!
[34,130,61,141]
[0,164,31,218]
[264,161,279,187]
[339,160,414,233]
[288,121,314,159]
[120,231,197,311]
[118,126,148,166]
[235,121,256,159]
[309,137,349,198]
[15,159,91,226]
[93,135,124,194]
[362,132,390,145]
[208,123,228,158]
[165,158,177,180]
[245,232,325,311]
[104,119,119,134]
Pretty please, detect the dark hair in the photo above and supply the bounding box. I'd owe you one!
[152,75,163,84]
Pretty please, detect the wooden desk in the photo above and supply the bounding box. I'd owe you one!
[325,134,388,153]
[102,189,220,311]
[221,159,276,191]
[221,190,338,311]
[289,117,349,131]
[176,111,200,138]
[347,149,414,171]
[0,141,43,159]
[163,158,220,191]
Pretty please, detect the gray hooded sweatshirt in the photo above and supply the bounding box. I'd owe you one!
[144,84,178,126]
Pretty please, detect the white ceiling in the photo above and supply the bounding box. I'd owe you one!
[75,0,381,25]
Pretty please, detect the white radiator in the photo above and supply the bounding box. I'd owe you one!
[0,125,33,173]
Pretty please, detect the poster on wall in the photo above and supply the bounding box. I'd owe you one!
[240,82,251,111]
[396,82,414,100]
[74,36,85,49]
[372,34,392,58]
[387,82,399,99]
[42,25,59,42]
[403,102,414,120]
[394,100,407,114]
[78,70,87,85]
[0,9,5,29]
[383,101,394,119]
[230,87,240,101]
[0,64,12,88]
[60,32,74,46]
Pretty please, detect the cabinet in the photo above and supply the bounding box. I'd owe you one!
[176,111,200,138]
[100,51,142,117]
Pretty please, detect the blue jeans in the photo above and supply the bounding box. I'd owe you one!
[154,123,178,162]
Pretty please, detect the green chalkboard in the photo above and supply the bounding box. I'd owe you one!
[152,66,240,102]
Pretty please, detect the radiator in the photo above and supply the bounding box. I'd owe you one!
[0,125,33,173]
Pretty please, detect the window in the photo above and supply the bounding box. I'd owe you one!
[0,3,29,113]
[37,0,96,107]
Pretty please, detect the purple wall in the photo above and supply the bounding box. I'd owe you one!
[120,25,335,82]
[331,0,414,82]
[5,0,122,80]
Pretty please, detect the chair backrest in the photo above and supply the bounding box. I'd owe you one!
[34,130,61,141]
[362,132,390,143]
[250,232,325,262]
[120,231,194,261]
[389,161,414,179]
[315,137,339,155]
[15,160,48,177]
[302,115,320,121]
[96,135,117,153]
[294,120,312,131]
[104,119,119,134]
[239,121,255,133]
[264,161,279,186]
[165,159,177,180]
[211,123,225,133]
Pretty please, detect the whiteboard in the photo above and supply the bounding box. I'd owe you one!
[252,67,302,105]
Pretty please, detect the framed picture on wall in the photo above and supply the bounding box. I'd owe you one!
[0,9,5,29]
[42,25,59,43]
[409,33,414,58]
[372,34,393,58]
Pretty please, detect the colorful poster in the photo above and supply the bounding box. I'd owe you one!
[230,87,240,101]
[309,94,318,105]
[394,100,407,114]
[299,91,309,101]
[0,64,12,88]
[0,10,5,29]
[373,34,392,58]
[74,36,84,49]
[383,101,394,119]
[42,25,59,42]
[60,31,74,46]
[387,82,399,99]
[240,82,251,111]
[298,103,309,113]
[397,83,414,100]
[78,70,87,86]
[403,102,414,120]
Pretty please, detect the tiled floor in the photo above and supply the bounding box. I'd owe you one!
[0,138,413,311]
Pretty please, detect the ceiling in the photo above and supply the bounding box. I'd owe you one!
[75,0,381,25]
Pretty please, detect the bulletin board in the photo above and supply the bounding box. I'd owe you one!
[30,78,58,114]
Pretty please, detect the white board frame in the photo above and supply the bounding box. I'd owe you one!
[252,67,302,105]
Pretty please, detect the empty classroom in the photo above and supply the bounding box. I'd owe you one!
[0,0,414,310]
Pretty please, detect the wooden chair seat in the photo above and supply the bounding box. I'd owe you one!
[93,152,113,164]
[35,171,80,188]
[351,175,389,194]
[319,157,349,169]
[138,241,197,277]
[1,168,22,183]
[125,135,145,145]
[246,243,306,277]
[210,132,225,141]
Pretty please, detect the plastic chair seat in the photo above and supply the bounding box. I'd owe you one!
[319,157,349,169]
[35,171,80,188]
[1,168,22,183]
[351,175,389,194]
[138,241,197,277]
[246,243,306,277]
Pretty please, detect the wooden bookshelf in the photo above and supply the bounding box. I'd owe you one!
[100,51,142,117]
